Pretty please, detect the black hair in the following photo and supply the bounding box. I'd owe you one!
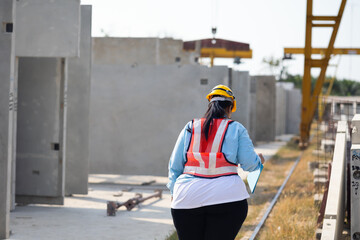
[203,97,233,140]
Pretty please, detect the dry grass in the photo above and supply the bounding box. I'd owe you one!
[236,138,302,239]
[254,135,320,240]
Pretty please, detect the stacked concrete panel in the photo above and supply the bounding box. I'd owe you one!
[249,78,257,143]
[286,88,301,134]
[92,37,199,65]
[15,0,81,57]
[89,63,228,176]
[14,0,83,204]
[276,85,287,136]
[65,5,92,195]
[251,76,276,142]
[0,1,16,238]
[16,58,67,205]
[231,71,251,129]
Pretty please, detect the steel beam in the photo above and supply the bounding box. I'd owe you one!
[284,48,360,55]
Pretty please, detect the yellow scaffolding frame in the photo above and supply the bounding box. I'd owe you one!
[300,0,347,147]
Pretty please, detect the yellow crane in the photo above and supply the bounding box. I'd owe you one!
[284,0,360,147]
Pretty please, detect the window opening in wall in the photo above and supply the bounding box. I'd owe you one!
[200,78,208,85]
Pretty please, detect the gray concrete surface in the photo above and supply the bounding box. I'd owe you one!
[276,85,286,136]
[89,64,229,176]
[15,0,80,57]
[9,138,290,240]
[0,1,16,238]
[249,83,257,144]
[286,88,301,134]
[16,58,66,205]
[321,121,347,240]
[252,76,276,142]
[92,37,199,65]
[231,71,251,129]
[65,5,92,195]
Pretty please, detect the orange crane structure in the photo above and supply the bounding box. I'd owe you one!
[285,0,360,147]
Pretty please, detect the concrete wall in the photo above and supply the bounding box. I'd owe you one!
[0,1,16,238]
[286,88,301,134]
[252,76,276,142]
[89,64,228,176]
[276,85,287,136]
[15,0,80,57]
[231,70,251,129]
[65,5,92,195]
[92,37,199,65]
[249,78,257,143]
[16,57,66,204]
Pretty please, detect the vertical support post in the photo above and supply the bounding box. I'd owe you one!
[340,103,344,115]
[332,100,336,116]
[58,58,67,201]
[300,0,313,146]
[0,0,16,238]
[11,57,18,211]
[351,114,360,240]
[353,102,357,116]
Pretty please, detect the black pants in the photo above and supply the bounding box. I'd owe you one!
[171,199,248,240]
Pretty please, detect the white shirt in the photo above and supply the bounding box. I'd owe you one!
[171,175,249,209]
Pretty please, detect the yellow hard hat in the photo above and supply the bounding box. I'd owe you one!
[206,85,237,112]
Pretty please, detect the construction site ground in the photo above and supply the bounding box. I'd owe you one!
[9,135,293,240]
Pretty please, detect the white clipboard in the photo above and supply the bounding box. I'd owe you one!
[247,164,263,194]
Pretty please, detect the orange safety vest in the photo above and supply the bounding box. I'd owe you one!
[183,118,238,178]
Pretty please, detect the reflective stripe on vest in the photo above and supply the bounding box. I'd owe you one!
[184,118,238,178]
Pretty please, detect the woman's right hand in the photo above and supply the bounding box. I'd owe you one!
[259,153,265,164]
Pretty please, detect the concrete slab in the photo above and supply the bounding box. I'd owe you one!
[9,140,288,240]
[252,76,276,142]
[10,184,174,240]
[276,85,286,136]
[15,0,80,57]
[65,5,92,195]
[89,174,168,186]
[286,88,301,134]
[89,64,228,176]
[16,58,67,204]
[1,0,17,236]
[0,0,16,238]
[92,37,199,65]
[231,71,250,129]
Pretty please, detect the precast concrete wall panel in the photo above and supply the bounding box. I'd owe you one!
[253,76,276,142]
[286,88,301,134]
[276,85,286,136]
[15,0,80,57]
[89,64,228,176]
[65,5,92,195]
[16,58,66,204]
[249,93,257,144]
[92,37,199,65]
[249,78,257,143]
[0,1,16,238]
[231,71,250,129]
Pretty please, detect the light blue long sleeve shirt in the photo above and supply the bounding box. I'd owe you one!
[167,120,262,195]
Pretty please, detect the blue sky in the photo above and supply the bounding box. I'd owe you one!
[81,0,360,81]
